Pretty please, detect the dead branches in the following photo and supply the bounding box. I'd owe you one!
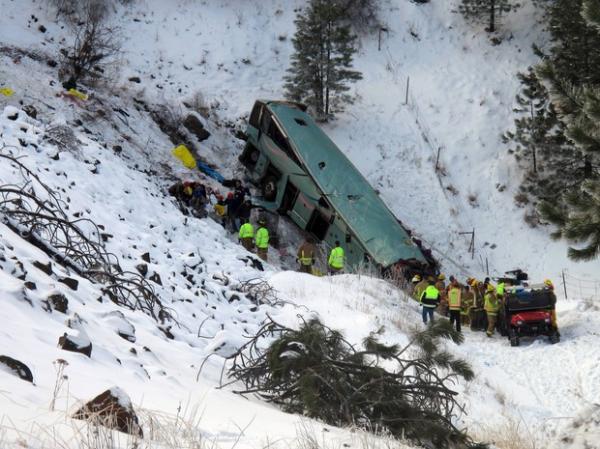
[0,147,174,323]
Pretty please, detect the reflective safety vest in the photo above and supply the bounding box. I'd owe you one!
[238,222,254,239]
[484,292,500,315]
[299,250,312,265]
[496,282,505,296]
[420,285,440,308]
[328,247,344,269]
[255,227,269,249]
[448,287,461,311]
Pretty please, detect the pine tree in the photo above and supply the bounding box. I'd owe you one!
[537,0,600,260]
[284,0,363,121]
[458,0,517,32]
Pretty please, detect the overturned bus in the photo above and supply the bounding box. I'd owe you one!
[239,100,433,273]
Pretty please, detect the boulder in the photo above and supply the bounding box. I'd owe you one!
[135,263,148,277]
[149,272,162,286]
[58,333,92,357]
[73,387,143,437]
[48,293,69,313]
[0,356,33,383]
[32,260,52,276]
[183,114,211,141]
[58,277,79,291]
[141,252,151,263]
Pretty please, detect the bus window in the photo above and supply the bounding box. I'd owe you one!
[249,102,263,128]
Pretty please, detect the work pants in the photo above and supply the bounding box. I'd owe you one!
[299,264,312,274]
[328,266,342,275]
[240,238,254,252]
[422,306,435,324]
[486,312,497,336]
[449,309,461,332]
[257,247,268,261]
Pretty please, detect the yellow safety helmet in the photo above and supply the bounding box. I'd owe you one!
[487,284,495,292]
[544,279,554,288]
[438,273,446,281]
[412,274,421,283]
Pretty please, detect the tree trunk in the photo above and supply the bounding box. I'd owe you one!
[324,20,332,119]
[489,0,496,33]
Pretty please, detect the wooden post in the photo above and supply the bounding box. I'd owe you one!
[562,270,568,299]
[435,147,442,172]
[485,257,489,276]
[404,76,410,105]
[471,228,475,259]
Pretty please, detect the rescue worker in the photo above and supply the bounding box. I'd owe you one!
[436,274,448,316]
[409,274,421,297]
[420,278,440,324]
[297,237,317,274]
[238,218,254,252]
[544,279,560,334]
[328,241,344,275]
[255,219,269,261]
[496,279,506,299]
[447,278,462,332]
[413,275,429,302]
[461,284,475,327]
[484,283,500,337]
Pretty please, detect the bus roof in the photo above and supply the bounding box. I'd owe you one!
[266,101,426,266]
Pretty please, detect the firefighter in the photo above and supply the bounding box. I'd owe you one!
[484,283,500,337]
[436,274,448,316]
[413,275,429,302]
[328,241,344,274]
[461,284,475,327]
[297,237,317,274]
[255,219,269,262]
[420,278,440,324]
[447,278,462,332]
[544,278,560,334]
[238,218,254,252]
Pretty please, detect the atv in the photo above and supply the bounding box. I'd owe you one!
[498,284,560,347]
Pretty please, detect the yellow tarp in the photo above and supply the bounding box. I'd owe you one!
[171,144,197,170]
[0,87,15,97]
[67,88,88,101]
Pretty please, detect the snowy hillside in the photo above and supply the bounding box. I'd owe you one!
[1,0,600,448]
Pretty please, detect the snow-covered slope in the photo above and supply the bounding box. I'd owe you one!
[2,0,600,448]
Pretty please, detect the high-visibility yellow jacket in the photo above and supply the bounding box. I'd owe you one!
[496,282,505,296]
[420,285,440,308]
[484,292,500,315]
[448,287,462,311]
[255,227,269,249]
[238,222,254,239]
[328,246,344,269]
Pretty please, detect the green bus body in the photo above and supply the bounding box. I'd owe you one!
[240,100,426,270]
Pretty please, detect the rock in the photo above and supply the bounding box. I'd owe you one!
[0,356,33,383]
[103,311,136,343]
[48,293,68,313]
[58,333,92,357]
[28,261,45,276]
[128,76,141,83]
[149,272,162,286]
[158,326,174,340]
[38,24,46,32]
[183,114,211,141]
[7,113,18,121]
[113,145,123,153]
[58,277,79,291]
[24,281,37,290]
[47,59,57,68]
[141,252,151,263]
[135,263,148,277]
[72,387,143,437]
[22,105,37,119]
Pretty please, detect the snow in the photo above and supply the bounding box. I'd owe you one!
[1,0,600,448]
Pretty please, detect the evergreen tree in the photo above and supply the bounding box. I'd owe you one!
[284,0,363,121]
[537,0,600,260]
[503,67,576,210]
[545,0,600,86]
[458,0,517,32]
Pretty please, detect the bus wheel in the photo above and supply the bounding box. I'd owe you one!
[262,176,278,201]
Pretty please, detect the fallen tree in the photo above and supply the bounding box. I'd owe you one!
[223,316,486,449]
